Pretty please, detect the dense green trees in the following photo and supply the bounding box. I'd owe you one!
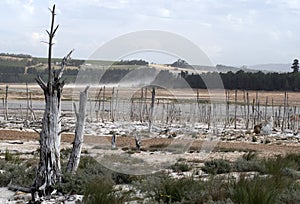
[184,70,300,91]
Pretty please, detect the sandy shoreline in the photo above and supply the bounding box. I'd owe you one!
[1,129,300,158]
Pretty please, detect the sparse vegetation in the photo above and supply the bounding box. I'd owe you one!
[2,150,300,203]
[202,159,232,175]
[170,162,191,172]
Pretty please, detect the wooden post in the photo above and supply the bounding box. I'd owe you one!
[246,92,250,130]
[265,96,268,120]
[4,85,8,120]
[139,87,143,122]
[102,86,105,122]
[89,96,92,121]
[110,87,115,122]
[234,90,237,129]
[144,87,148,119]
[278,105,281,128]
[67,86,89,173]
[26,83,29,121]
[226,90,230,127]
[207,104,211,129]
[95,87,102,122]
[282,92,287,131]
[272,98,274,120]
[111,132,116,149]
[135,134,141,151]
[149,87,156,132]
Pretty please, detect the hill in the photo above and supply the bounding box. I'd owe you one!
[248,64,292,73]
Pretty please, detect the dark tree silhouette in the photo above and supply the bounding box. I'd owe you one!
[291,59,299,73]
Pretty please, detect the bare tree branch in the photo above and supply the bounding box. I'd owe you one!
[33,129,40,134]
[56,49,74,80]
[48,4,57,86]
[35,75,47,91]
[73,102,79,118]
[53,25,59,36]
[59,129,70,135]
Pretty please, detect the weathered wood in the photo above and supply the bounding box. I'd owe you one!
[26,83,29,121]
[102,86,105,122]
[234,90,237,129]
[110,87,115,122]
[111,132,116,149]
[32,5,73,200]
[149,87,156,132]
[4,85,8,120]
[135,133,141,151]
[246,92,250,130]
[139,87,143,122]
[67,86,89,173]
[282,92,287,131]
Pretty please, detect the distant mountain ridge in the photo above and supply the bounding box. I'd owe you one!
[248,64,291,73]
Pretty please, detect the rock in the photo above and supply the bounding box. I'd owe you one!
[254,117,273,135]
[0,187,15,203]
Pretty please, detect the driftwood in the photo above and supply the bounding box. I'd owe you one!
[66,86,89,173]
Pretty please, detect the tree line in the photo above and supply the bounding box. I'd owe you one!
[185,70,300,91]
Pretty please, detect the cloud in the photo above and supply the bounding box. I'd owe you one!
[266,0,300,13]
[204,45,223,60]
[23,0,34,14]
[270,30,281,41]
[5,0,35,14]
[29,32,48,46]
[157,8,171,18]
[226,14,243,25]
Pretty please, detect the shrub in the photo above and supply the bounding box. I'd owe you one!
[260,156,298,177]
[170,162,191,172]
[234,152,263,172]
[60,148,72,159]
[0,159,35,187]
[234,158,263,172]
[83,178,126,204]
[135,174,231,203]
[202,159,232,175]
[135,174,202,203]
[58,156,139,195]
[277,182,300,203]
[230,176,279,204]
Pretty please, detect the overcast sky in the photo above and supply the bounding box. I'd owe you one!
[1,0,300,66]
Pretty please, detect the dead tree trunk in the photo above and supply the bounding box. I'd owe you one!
[26,83,29,121]
[32,5,73,199]
[111,132,116,149]
[4,85,8,120]
[234,90,237,129]
[149,87,156,132]
[67,86,89,173]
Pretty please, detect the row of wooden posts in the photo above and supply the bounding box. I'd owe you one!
[1,85,299,132]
